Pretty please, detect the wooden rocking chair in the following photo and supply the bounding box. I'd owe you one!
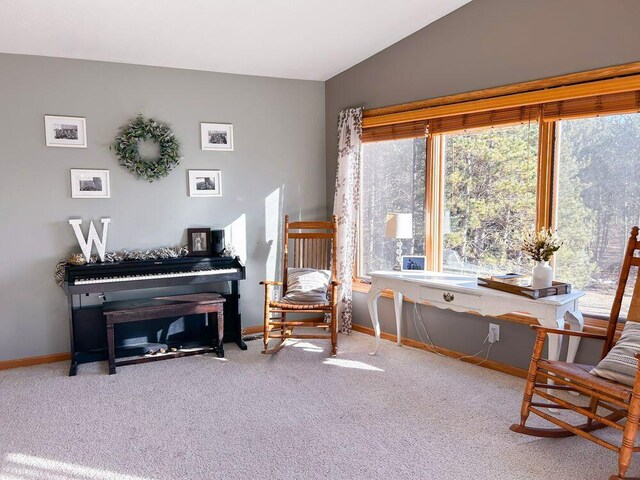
[260,215,339,356]
[511,227,640,480]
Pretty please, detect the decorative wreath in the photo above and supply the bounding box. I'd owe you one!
[112,115,181,182]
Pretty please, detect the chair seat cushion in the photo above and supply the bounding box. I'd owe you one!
[280,268,331,304]
[590,320,640,387]
[538,360,633,401]
[269,300,331,310]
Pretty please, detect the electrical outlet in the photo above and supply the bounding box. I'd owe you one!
[488,323,500,343]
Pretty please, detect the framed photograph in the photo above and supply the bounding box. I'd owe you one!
[188,170,222,197]
[70,169,110,199]
[44,115,87,148]
[401,255,426,271]
[187,228,212,256]
[201,122,233,151]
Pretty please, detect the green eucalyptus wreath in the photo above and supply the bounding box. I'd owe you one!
[112,115,181,182]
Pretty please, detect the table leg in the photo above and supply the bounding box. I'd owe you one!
[547,332,562,363]
[216,308,225,358]
[393,291,403,346]
[564,310,584,364]
[538,315,564,362]
[539,315,565,401]
[367,286,383,356]
[563,310,584,397]
[106,323,116,375]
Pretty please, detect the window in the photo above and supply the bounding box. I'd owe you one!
[359,137,426,276]
[358,69,640,318]
[555,113,640,316]
[442,124,539,276]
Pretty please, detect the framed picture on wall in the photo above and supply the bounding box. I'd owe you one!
[188,170,222,197]
[70,169,110,198]
[200,122,233,151]
[45,115,87,148]
[187,228,212,256]
[401,255,426,271]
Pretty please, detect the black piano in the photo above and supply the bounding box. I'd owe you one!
[63,255,246,375]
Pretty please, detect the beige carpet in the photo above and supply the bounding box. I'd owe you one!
[0,332,635,480]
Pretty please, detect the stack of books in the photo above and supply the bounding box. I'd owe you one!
[488,273,531,287]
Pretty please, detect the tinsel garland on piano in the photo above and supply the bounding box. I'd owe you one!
[55,245,189,288]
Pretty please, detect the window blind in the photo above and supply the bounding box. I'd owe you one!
[362,120,428,142]
[542,91,640,121]
[365,91,640,137]
[363,89,640,139]
[428,105,541,134]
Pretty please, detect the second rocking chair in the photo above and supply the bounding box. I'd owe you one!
[511,227,640,479]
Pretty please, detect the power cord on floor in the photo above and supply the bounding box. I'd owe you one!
[412,302,444,356]
[456,332,493,365]
[475,342,494,366]
[412,302,494,364]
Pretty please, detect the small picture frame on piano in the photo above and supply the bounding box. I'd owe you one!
[187,228,212,256]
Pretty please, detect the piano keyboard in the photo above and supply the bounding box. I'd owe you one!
[75,268,239,285]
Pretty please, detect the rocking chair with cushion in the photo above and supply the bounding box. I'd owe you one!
[511,227,640,480]
[260,215,339,356]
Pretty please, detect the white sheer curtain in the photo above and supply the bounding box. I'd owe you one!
[333,107,363,334]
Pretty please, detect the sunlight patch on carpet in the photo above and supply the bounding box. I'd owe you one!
[323,358,383,371]
[2,453,156,480]
[288,341,325,352]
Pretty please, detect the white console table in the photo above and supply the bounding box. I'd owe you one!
[366,271,585,363]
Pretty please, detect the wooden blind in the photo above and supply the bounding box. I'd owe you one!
[542,91,640,121]
[428,105,541,134]
[371,91,640,136]
[362,120,427,142]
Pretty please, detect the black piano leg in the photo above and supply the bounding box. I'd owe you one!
[67,295,78,376]
[106,323,117,375]
[231,282,247,350]
[235,313,247,350]
[215,310,225,358]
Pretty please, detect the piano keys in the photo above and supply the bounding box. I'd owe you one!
[64,256,244,293]
[63,255,246,375]
[72,267,238,285]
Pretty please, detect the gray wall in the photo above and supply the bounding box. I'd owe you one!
[358,294,602,371]
[0,53,325,361]
[325,0,640,367]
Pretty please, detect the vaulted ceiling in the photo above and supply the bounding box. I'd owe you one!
[0,0,470,80]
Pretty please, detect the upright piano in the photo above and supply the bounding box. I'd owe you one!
[63,255,246,375]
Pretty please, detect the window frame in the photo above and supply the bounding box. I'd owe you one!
[355,62,640,321]
[356,136,428,277]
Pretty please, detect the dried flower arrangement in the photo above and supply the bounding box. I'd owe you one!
[522,228,563,262]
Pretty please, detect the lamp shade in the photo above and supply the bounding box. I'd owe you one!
[385,213,413,239]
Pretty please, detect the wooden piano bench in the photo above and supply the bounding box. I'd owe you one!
[102,293,225,375]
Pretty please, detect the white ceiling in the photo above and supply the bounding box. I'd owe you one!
[0,0,470,81]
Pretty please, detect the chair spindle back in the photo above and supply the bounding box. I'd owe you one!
[282,215,338,296]
[603,226,640,357]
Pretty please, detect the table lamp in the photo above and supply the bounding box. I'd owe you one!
[385,213,413,270]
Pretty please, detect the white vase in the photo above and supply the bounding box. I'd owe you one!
[531,260,553,289]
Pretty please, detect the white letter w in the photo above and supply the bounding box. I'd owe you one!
[68,218,111,262]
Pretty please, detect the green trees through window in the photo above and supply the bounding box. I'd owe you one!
[555,113,640,316]
[442,124,538,276]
